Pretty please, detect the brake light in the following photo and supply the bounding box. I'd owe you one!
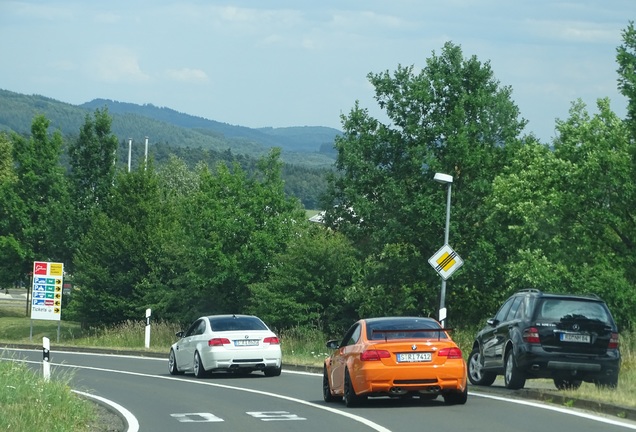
[360,349,391,361]
[208,338,230,346]
[263,336,280,345]
[438,347,463,359]
[523,327,540,344]
[608,332,620,350]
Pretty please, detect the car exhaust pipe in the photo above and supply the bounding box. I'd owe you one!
[418,386,441,394]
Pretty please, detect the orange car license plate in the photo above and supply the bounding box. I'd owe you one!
[397,352,432,362]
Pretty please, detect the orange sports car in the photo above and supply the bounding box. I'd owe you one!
[323,316,468,407]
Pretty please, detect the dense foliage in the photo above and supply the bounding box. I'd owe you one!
[322,42,527,324]
[320,39,635,329]
[1,28,635,334]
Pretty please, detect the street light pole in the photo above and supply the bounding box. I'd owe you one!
[433,172,453,327]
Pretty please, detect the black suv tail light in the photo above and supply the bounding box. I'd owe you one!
[522,327,540,344]
[608,332,620,349]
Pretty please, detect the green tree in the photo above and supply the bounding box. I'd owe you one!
[10,116,70,275]
[66,108,119,270]
[0,133,26,285]
[485,140,575,293]
[617,21,636,137]
[248,226,359,334]
[68,108,118,206]
[553,99,635,328]
[66,163,162,326]
[485,99,636,328]
[322,42,526,323]
[136,149,306,324]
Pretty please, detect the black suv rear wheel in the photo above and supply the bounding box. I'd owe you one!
[503,349,526,390]
[594,374,619,389]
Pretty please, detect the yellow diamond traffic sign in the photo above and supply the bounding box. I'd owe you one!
[428,244,463,280]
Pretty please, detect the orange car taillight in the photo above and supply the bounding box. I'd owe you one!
[522,327,540,344]
[208,338,231,346]
[438,347,463,359]
[263,336,280,345]
[360,349,391,361]
[608,332,620,349]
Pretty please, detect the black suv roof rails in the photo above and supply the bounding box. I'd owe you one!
[516,288,542,294]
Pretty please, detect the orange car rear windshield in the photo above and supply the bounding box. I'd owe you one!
[366,319,447,340]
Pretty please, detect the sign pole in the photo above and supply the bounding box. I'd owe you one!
[26,272,33,317]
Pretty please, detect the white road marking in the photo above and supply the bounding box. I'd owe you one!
[247,411,307,421]
[170,412,224,422]
[72,389,140,432]
[470,391,636,430]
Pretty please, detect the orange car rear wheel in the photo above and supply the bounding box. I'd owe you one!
[443,385,468,405]
[343,368,366,407]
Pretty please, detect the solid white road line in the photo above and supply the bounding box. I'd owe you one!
[72,390,140,432]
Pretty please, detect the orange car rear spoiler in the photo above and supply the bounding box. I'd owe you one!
[371,328,453,341]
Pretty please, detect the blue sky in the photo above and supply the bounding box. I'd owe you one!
[0,1,632,142]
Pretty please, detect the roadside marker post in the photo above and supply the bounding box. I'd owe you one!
[145,308,151,349]
[42,337,50,381]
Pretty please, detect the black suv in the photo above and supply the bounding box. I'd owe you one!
[468,289,621,390]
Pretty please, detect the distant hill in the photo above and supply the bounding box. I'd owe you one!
[0,89,339,168]
[80,98,341,154]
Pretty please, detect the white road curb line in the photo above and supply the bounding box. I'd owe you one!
[72,390,140,432]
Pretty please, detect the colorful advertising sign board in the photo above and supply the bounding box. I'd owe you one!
[30,261,64,321]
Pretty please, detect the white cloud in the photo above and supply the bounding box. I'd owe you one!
[166,68,208,83]
[526,19,620,44]
[89,45,150,83]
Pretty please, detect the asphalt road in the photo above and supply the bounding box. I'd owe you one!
[2,348,635,432]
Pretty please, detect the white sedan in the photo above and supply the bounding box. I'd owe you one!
[168,314,282,378]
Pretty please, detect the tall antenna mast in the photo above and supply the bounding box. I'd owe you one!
[144,136,149,170]
[128,138,132,172]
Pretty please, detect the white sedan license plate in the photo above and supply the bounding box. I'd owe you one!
[560,333,591,343]
[234,339,259,347]
[397,352,432,363]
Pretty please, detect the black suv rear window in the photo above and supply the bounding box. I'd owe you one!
[535,299,610,322]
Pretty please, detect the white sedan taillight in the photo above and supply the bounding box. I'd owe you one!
[208,338,231,346]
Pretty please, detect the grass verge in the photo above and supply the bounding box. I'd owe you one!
[0,356,97,432]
